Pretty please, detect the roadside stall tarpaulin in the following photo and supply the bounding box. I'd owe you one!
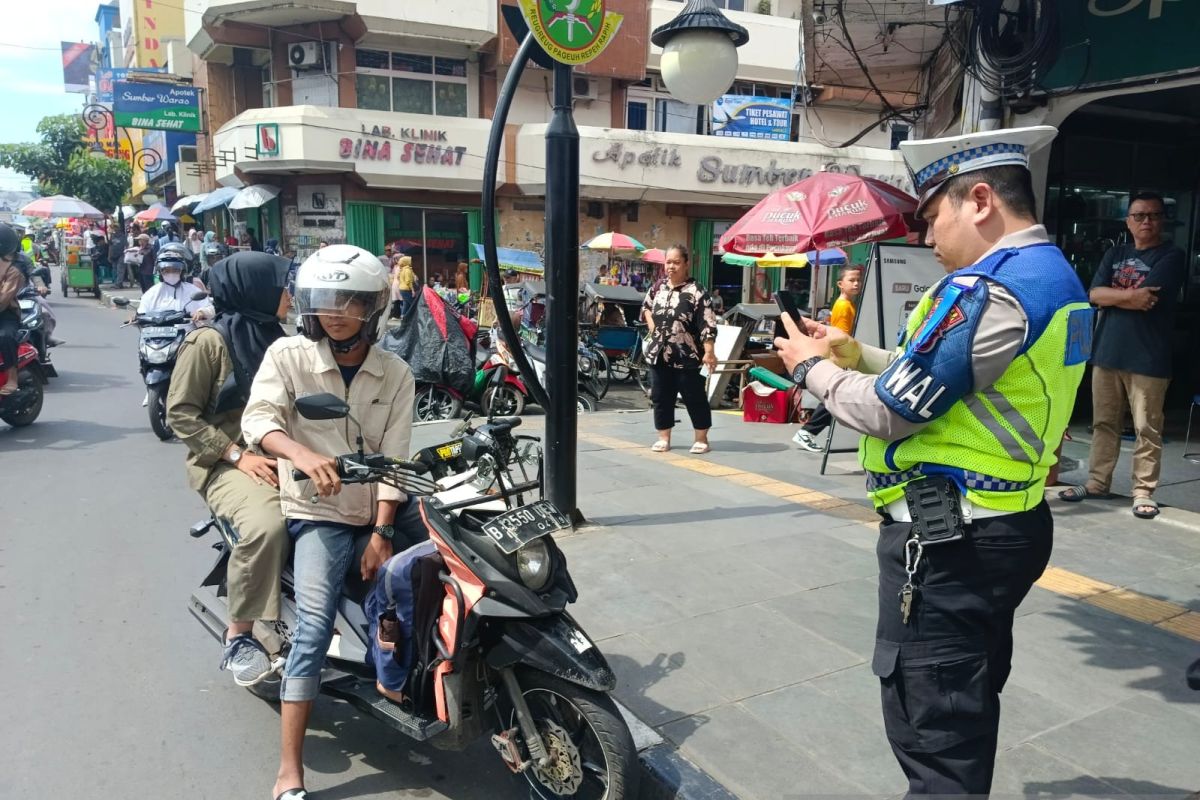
[471,243,543,275]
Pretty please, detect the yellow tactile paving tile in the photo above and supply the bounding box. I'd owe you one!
[1084,588,1189,625]
[1035,566,1116,599]
[1157,612,1200,641]
[579,430,1200,644]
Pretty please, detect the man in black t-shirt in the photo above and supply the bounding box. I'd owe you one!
[1060,192,1184,519]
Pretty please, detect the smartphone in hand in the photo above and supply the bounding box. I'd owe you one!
[773,290,802,323]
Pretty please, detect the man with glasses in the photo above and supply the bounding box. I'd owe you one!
[1060,191,1185,519]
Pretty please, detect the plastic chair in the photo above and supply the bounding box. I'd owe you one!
[1186,394,1200,464]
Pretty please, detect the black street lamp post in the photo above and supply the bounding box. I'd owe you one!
[482,3,747,520]
[81,103,162,233]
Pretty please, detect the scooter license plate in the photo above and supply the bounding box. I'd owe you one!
[482,500,571,555]
[142,326,177,336]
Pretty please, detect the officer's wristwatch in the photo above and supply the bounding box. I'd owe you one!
[225,445,243,465]
[791,356,824,389]
[372,524,395,543]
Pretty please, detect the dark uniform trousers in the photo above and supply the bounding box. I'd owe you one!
[873,501,1053,797]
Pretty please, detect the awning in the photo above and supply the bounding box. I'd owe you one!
[192,186,240,214]
[471,243,544,275]
[228,184,281,211]
[171,194,207,213]
[582,283,644,304]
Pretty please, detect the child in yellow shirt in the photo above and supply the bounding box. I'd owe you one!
[793,264,862,451]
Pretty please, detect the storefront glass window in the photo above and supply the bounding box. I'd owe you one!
[355,49,469,117]
[382,206,470,286]
[355,74,391,112]
[393,78,434,115]
[393,53,433,74]
[436,83,468,118]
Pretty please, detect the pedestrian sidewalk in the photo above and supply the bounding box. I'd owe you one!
[425,408,1200,799]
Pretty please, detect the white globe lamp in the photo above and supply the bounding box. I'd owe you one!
[652,0,749,107]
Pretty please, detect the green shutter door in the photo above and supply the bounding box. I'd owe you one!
[466,209,483,292]
[345,202,383,254]
[690,220,713,288]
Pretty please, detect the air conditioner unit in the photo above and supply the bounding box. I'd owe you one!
[289,42,325,69]
[572,76,599,102]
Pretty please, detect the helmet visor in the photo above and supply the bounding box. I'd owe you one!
[295,287,386,321]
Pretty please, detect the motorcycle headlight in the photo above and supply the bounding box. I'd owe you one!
[144,347,171,364]
[516,539,551,591]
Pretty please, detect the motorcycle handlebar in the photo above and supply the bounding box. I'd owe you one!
[291,454,431,482]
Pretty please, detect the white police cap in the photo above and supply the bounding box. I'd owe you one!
[900,125,1057,213]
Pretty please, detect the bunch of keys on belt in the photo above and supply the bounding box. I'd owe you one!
[899,535,923,625]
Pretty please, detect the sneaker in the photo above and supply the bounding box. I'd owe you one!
[792,429,823,452]
[220,632,273,686]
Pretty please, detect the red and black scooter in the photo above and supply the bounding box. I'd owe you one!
[0,335,45,428]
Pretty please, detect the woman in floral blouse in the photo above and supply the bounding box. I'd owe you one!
[640,244,718,454]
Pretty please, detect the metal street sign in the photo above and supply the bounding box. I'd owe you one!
[112,82,202,132]
[516,0,623,65]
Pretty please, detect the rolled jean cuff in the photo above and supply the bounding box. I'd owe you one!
[280,673,321,703]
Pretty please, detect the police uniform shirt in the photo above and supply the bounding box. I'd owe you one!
[803,225,1049,439]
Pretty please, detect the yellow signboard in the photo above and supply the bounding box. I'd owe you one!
[134,0,184,68]
[517,0,623,66]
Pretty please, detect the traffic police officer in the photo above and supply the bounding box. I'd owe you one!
[775,125,1092,796]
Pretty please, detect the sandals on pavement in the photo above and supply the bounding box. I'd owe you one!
[651,440,670,453]
[1133,497,1160,519]
[689,442,711,455]
[275,789,307,800]
[1058,485,1112,502]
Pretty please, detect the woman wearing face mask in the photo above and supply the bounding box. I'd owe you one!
[135,242,214,322]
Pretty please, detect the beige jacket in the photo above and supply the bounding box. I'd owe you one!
[242,335,416,526]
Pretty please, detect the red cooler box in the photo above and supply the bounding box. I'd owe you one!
[742,381,795,423]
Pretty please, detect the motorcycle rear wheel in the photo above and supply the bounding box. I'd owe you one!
[0,373,43,427]
[483,384,526,417]
[507,671,638,800]
[148,384,173,440]
[414,384,463,421]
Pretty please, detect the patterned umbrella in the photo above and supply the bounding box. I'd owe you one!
[719,173,917,256]
[581,232,645,252]
[641,248,667,264]
[19,195,106,219]
[134,203,178,223]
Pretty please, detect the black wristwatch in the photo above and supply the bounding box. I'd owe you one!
[371,524,395,543]
[791,356,824,389]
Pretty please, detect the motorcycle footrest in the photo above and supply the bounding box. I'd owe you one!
[323,676,448,741]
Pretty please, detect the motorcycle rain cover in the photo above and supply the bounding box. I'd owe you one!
[380,286,477,394]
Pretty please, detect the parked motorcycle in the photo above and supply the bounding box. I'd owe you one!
[129,308,191,440]
[467,343,528,418]
[187,392,638,799]
[16,286,57,379]
[0,335,45,427]
[414,382,465,422]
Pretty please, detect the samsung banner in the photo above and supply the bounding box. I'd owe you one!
[711,95,792,141]
[113,82,202,132]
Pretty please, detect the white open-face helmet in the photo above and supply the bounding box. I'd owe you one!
[294,244,390,345]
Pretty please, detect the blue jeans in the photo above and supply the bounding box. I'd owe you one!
[280,521,362,702]
[280,501,428,702]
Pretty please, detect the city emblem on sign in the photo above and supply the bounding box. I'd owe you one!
[517,0,623,65]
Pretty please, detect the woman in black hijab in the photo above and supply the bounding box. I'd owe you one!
[165,250,294,689]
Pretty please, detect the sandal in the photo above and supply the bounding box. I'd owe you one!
[376,680,409,705]
[275,790,307,800]
[651,439,670,452]
[689,442,711,455]
[1133,497,1160,519]
[1058,485,1112,502]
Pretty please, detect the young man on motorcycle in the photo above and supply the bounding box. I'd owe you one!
[166,251,296,687]
[241,245,421,800]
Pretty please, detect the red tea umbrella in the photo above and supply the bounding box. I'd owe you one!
[719,173,918,256]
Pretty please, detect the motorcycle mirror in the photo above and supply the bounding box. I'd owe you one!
[295,393,351,421]
[191,291,209,301]
[112,296,130,308]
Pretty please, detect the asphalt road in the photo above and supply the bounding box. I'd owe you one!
[0,286,524,799]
